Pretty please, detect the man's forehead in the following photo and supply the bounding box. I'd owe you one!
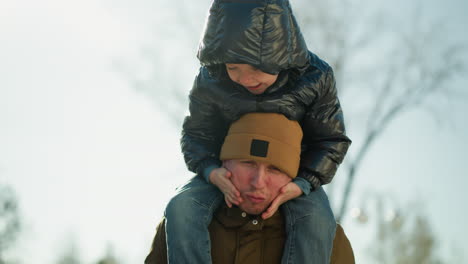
[229,159,279,169]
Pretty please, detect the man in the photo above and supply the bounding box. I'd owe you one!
[145,113,355,263]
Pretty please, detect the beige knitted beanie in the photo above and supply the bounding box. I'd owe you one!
[220,113,303,178]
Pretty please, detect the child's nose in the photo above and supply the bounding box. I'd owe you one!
[239,72,255,86]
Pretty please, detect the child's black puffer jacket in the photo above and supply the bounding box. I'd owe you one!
[181,0,351,190]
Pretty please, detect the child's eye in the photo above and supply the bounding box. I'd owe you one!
[226,64,237,71]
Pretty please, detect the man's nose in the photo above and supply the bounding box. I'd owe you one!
[250,168,267,189]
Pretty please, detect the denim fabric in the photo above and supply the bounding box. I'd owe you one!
[164,176,223,264]
[165,177,335,264]
[281,186,336,264]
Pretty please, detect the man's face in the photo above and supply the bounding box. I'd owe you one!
[224,159,292,215]
[225,63,278,95]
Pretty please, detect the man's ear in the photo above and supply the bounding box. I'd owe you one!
[222,159,233,170]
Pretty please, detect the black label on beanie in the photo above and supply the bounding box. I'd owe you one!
[250,139,269,157]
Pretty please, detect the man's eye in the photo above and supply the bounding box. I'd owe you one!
[269,167,282,173]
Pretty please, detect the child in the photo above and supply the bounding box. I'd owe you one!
[165,0,351,263]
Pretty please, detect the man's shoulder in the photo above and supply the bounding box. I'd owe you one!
[144,218,167,264]
[331,224,356,264]
[144,217,355,264]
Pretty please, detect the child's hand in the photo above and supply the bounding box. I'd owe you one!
[261,182,302,220]
[209,167,243,208]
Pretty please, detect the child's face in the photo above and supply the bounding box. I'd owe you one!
[225,64,278,95]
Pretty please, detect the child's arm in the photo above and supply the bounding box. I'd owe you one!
[181,69,242,207]
[299,67,351,191]
[181,69,229,182]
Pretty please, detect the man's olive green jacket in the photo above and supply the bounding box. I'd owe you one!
[145,207,355,264]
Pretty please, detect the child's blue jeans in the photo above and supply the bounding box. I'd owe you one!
[164,176,336,264]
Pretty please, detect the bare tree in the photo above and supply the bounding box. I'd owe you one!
[352,194,463,263]
[293,0,467,221]
[55,237,81,264]
[122,0,467,221]
[0,185,21,264]
[95,244,120,264]
[114,0,207,125]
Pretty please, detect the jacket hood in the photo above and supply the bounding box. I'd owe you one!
[197,0,310,75]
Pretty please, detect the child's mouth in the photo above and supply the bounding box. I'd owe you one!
[246,83,262,91]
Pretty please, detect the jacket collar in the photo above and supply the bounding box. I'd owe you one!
[214,204,283,231]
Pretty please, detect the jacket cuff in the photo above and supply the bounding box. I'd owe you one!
[196,158,222,183]
[292,177,312,196]
[203,164,220,183]
[297,169,322,191]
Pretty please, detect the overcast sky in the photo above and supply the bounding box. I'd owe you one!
[1,0,467,263]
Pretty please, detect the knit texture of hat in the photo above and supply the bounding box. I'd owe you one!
[220,113,303,178]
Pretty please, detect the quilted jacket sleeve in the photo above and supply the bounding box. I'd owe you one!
[298,67,351,190]
[180,71,227,179]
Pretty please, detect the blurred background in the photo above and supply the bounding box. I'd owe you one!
[1,0,467,263]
